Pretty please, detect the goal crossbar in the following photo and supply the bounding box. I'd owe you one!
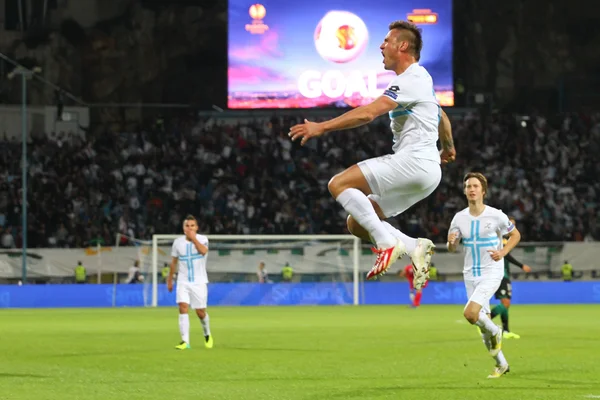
[151,234,361,307]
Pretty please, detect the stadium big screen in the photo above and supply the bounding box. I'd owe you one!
[228,0,453,109]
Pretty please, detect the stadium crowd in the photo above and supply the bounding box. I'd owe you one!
[0,110,598,248]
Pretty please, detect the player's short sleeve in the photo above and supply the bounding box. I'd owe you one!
[497,211,515,236]
[382,74,414,104]
[448,215,462,239]
[171,240,179,258]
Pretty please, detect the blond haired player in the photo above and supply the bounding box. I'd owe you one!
[447,173,521,378]
[167,215,213,350]
[289,20,455,286]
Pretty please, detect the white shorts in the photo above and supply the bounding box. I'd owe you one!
[358,153,441,218]
[176,282,208,309]
[464,277,502,314]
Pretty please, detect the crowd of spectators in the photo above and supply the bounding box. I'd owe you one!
[0,110,598,248]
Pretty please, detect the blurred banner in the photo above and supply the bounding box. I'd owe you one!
[0,281,598,308]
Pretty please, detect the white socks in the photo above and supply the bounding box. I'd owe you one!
[179,314,190,343]
[481,334,508,367]
[495,350,508,367]
[478,311,507,367]
[180,313,211,343]
[336,188,396,248]
[200,313,211,337]
[382,222,418,254]
[475,311,499,335]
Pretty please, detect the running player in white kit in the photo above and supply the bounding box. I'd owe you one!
[167,215,213,350]
[289,20,455,285]
[447,172,522,378]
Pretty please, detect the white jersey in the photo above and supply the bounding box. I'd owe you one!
[171,234,209,284]
[449,206,515,279]
[382,63,441,163]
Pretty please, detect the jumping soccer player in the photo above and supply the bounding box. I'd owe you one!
[289,20,455,287]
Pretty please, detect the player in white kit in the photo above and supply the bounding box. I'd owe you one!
[167,215,213,350]
[289,20,455,285]
[447,173,522,378]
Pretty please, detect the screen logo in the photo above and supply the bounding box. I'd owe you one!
[314,11,369,64]
[245,4,269,34]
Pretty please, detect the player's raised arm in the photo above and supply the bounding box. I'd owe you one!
[288,96,398,146]
[319,96,399,133]
[184,227,208,255]
[438,109,456,164]
[189,236,208,256]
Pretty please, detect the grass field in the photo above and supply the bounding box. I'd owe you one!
[1,305,599,400]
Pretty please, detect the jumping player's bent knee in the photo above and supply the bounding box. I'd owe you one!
[328,175,343,198]
[327,165,372,199]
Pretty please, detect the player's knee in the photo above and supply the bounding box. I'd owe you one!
[463,309,479,324]
[178,303,189,314]
[327,175,344,198]
[196,309,206,319]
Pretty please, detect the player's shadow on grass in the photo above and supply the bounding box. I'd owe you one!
[0,373,47,379]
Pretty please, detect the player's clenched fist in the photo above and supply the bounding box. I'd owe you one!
[447,232,459,245]
[487,249,505,262]
[440,148,456,164]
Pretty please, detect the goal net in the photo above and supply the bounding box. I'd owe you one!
[150,234,361,307]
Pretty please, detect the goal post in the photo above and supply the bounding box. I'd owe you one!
[151,234,361,307]
[115,233,156,306]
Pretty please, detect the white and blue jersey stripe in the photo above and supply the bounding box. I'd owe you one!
[381,63,440,163]
[449,206,514,278]
[171,234,209,284]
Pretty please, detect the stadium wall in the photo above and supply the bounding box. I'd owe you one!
[0,242,598,279]
[0,281,598,308]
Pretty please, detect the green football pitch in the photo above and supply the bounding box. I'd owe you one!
[1,305,599,400]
